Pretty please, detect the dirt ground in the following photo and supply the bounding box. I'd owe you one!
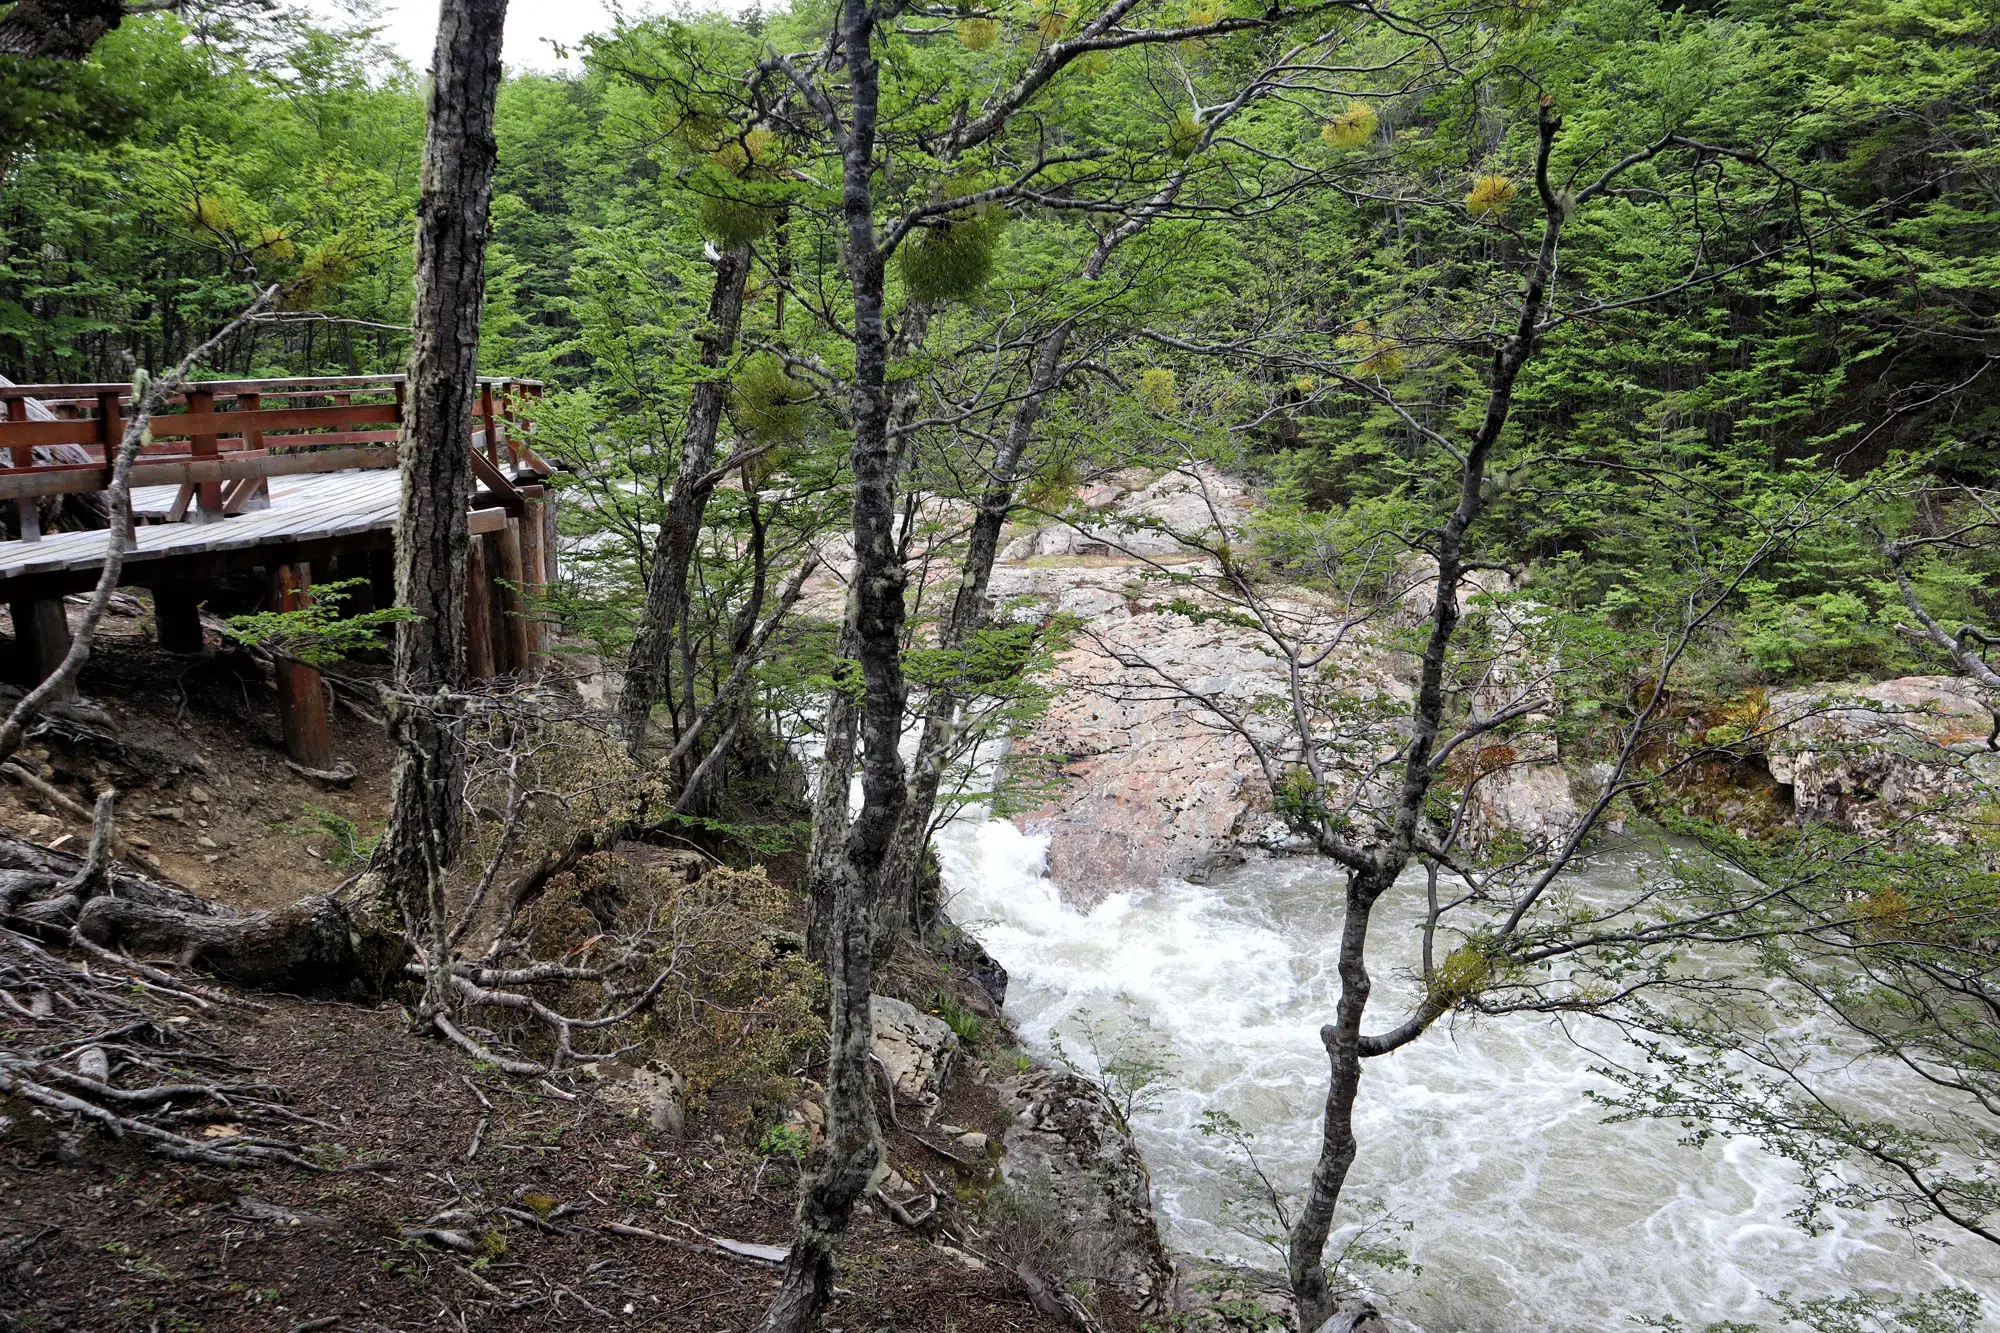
[0,602,1080,1333]
[0,597,393,911]
[1,988,1071,1332]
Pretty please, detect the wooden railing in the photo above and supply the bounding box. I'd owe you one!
[0,374,547,535]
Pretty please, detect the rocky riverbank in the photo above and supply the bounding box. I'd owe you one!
[979,469,1996,893]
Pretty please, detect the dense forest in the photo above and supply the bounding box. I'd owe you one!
[2,0,1999,1330]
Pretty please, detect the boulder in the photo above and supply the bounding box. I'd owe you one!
[582,1058,685,1136]
[782,1080,827,1148]
[998,1066,1176,1317]
[1765,676,1999,843]
[1463,759,1583,857]
[934,913,1009,1014]
[870,995,958,1123]
[1315,1303,1394,1333]
[999,566,1410,901]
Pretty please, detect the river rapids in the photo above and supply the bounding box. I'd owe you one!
[935,816,2000,1331]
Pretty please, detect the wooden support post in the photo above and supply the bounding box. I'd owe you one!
[463,533,496,680]
[332,553,376,615]
[8,599,73,698]
[367,548,397,614]
[235,391,269,511]
[482,528,515,674]
[187,388,223,523]
[518,485,549,668]
[152,582,206,655]
[543,492,558,586]
[268,563,332,769]
[6,396,38,543]
[494,516,531,673]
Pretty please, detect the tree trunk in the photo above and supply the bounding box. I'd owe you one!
[876,172,1182,941]
[804,622,859,966]
[755,1,906,1325]
[1284,107,1569,1324]
[372,0,508,997]
[620,244,753,758]
[877,327,1056,940]
[0,0,123,60]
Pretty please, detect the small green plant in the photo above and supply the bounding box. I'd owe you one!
[1051,1007,1176,1123]
[221,577,410,666]
[757,1123,808,1161]
[931,990,984,1046]
[285,803,378,866]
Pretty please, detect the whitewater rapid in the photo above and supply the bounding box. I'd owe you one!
[934,817,2000,1332]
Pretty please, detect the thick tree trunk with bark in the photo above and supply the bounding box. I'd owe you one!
[372,0,508,973]
[620,244,754,757]
[756,2,907,1326]
[0,0,126,59]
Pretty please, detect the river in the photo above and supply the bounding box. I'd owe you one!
[934,816,2000,1331]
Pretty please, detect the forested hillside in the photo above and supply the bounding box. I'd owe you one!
[3,0,1999,1330]
[8,1,1995,680]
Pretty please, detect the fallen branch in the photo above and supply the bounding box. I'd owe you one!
[601,1220,790,1267]
[0,763,165,875]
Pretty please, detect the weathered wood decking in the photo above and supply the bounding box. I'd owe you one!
[0,469,514,602]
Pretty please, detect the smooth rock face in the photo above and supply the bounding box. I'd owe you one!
[1766,676,1998,841]
[998,1065,1176,1317]
[993,467,1414,900]
[1464,759,1584,856]
[869,995,958,1124]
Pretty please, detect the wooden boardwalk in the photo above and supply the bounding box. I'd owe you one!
[0,374,555,768]
[0,471,398,595]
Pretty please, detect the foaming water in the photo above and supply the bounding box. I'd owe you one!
[935,817,2000,1332]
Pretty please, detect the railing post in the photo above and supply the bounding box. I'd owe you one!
[268,562,332,768]
[6,395,38,543]
[235,389,269,512]
[188,388,223,523]
[480,381,498,466]
[97,391,132,545]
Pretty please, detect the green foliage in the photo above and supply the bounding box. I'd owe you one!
[727,351,812,444]
[929,991,984,1045]
[898,203,1006,304]
[1,11,421,380]
[219,579,411,667]
[756,1122,808,1160]
[284,804,379,867]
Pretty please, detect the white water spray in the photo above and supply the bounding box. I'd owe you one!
[935,817,2000,1332]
